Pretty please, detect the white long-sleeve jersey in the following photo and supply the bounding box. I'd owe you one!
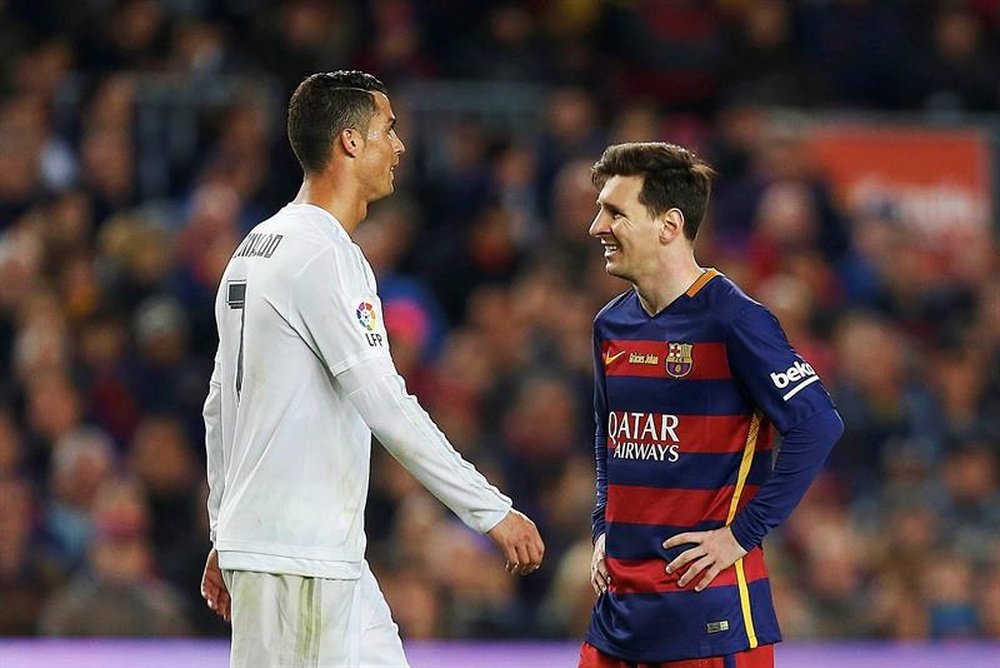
[203,202,511,580]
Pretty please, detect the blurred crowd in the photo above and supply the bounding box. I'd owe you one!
[2,0,1000,643]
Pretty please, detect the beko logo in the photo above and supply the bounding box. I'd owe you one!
[770,360,820,401]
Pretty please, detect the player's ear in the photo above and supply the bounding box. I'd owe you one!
[660,208,685,244]
[339,129,361,157]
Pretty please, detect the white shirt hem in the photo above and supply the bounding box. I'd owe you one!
[218,549,363,580]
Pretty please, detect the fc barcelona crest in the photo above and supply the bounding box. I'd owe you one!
[665,342,694,378]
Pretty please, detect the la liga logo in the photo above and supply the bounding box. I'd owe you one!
[356,301,378,331]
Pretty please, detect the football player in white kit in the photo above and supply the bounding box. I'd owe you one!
[199,70,545,667]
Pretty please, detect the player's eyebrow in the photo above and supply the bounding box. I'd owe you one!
[597,199,626,217]
[387,116,396,130]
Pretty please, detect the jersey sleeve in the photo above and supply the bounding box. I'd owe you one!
[203,346,224,544]
[729,408,843,551]
[336,357,512,534]
[725,303,836,434]
[592,327,609,544]
[290,246,392,375]
[725,302,843,550]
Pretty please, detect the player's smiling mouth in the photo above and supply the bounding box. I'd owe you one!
[601,240,619,257]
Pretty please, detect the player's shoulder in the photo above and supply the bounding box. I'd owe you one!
[594,289,634,325]
[698,273,788,345]
[699,271,774,327]
[262,204,348,245]
[263,205,360,267]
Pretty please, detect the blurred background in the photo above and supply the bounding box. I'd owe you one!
[1,0,999,655]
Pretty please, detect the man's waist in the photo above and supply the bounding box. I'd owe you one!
[603,545,768,596]
[217,544,364,580]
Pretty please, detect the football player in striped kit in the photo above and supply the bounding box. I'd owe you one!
[581,143,843,668]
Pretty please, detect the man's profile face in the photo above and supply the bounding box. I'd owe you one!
[589,174,662,283]
[356,92,406,201]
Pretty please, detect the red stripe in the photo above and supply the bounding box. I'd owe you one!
[756,422,773,454]
[606,546,768,595]
[736,485,760,515]
[602,341,730,380]
[581,642,771,668]
[606,414,762,454]
[607,484,760,526]
[580,643,729,668]
[736,644,775,668]
[669,658,726,668]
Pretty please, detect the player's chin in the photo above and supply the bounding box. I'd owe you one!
[372,183,395,201]
[604,258,626,278]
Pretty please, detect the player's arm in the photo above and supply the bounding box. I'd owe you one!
[201,346,230,621]
[723,304,843,551]
[591,329,611,594]
[337,358,514,534]
[665,304,843,590]
[727,408,842,551]
[336,359,542,574]
[203,347,225,543]
[290,247,543,574]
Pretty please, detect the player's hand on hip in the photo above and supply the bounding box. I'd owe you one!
[487,509,545,575]
[663,527,748,592]
[200,548,231,622]
[591,532,610,596]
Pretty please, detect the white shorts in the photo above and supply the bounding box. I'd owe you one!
[223,562,409,667]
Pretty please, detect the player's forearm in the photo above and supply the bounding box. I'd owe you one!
[592,431,608,543]
[592,504,607,545]
[203,374,225,543]
[729,408,844,552]
[343,363,512,534]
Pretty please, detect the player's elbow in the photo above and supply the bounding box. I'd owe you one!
[826,408,845,445]
[812,408,845,464]
[791,408,844,445]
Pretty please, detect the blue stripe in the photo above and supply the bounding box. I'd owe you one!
[586,579,780,663]
[606,377,751,415]
[606,520,725,561]
[607,450,774,490]
[748,577,781,643]
[746,449,774,487]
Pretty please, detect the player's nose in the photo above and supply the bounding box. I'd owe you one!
[589,212,608,237]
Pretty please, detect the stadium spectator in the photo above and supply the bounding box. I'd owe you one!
[43,427,115,574]
[0,477,56,635]
[39,476,191,636]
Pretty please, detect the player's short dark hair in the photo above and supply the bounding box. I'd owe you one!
[287,70,388,174]
[591,142,716,240]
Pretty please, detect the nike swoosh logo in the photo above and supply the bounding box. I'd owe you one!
[605,350,627,366]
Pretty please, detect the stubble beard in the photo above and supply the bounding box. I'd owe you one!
[604,255,631,282]
[367,174,394,203]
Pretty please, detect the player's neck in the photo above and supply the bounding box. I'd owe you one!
[293,178,368,236]
[634,253,704,316]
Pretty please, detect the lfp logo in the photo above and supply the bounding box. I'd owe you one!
[356,302,378,331]
[356,301,384,347]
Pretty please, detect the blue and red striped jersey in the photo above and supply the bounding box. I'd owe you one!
[586,269,837,662]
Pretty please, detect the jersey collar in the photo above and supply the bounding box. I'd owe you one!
[288,202,352,244]
[685,267,720,298]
